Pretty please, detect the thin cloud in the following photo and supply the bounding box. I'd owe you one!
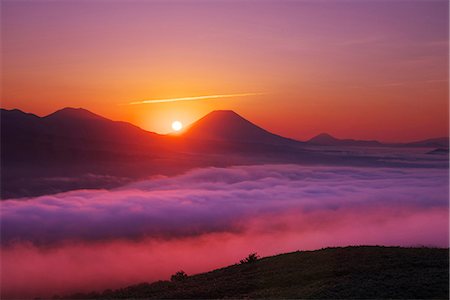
[127,92,264,105]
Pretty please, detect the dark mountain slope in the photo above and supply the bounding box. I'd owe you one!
[1,107,183,170]
[403,137,449,148]
[2,107,447,198]
[307,133,449,148]
[183,110,302,146]
[1,108,311,198]
[44,107,104,120]
[2,107,161,153]
[66,246,449,299]
[42,107,161,144]
[1,108,180,198]
[308,133,382,147]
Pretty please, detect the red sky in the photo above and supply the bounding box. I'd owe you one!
[1,0,448,142]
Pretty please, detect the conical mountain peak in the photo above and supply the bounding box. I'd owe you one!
[45,107,105,120]
[183,110,299,145]
[308,133,338,143]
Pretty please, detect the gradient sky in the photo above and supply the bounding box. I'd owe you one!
[2,0,448,142]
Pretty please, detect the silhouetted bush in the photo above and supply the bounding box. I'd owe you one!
[171,270,188,282]
[240,252,260,264]
[63,247,449,299]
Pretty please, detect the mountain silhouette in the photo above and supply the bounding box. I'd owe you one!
[2,107,184,166]
[183,110,301,146]
[2,108,305,198]
[1,107,448,199]
[403,137,449,148]
[307,133,382,147]
[1,108,173,198]
[308,133,339,145]
[43,107,160,143]
[45,107,105,121]
[308,133,449,148]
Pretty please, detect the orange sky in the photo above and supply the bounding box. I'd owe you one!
[1,0,448,142]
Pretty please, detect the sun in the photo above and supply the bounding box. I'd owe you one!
[171,120,183,131]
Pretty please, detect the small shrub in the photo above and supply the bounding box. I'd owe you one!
[171,270,188,282]
[240,252,260,264]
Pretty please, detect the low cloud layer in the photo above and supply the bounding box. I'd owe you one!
[1,164,448,298]
[2,165,448,245]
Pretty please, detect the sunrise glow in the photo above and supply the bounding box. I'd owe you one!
[171,121,183,132]
[1,1,448,299]
[2,0,448,141]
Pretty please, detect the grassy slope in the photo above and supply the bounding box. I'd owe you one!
[68,246,449,299]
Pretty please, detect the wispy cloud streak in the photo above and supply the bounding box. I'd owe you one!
[127,92,264,105]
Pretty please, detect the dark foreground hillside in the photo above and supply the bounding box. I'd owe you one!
[65,246,449,299]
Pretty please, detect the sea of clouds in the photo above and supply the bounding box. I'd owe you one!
[1,164,448,298]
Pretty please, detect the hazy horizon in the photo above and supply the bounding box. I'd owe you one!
[1,105,448,143]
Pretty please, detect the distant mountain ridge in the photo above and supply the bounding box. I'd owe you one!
[1,107,171,198]
[402,137,450,148]
[1,107,448,199]
[307,132,449,148]
[3,107,447,148]
[307,133,383,147]
[1,107,158,142]
[1,107,166,166]
[45,107,106,120]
